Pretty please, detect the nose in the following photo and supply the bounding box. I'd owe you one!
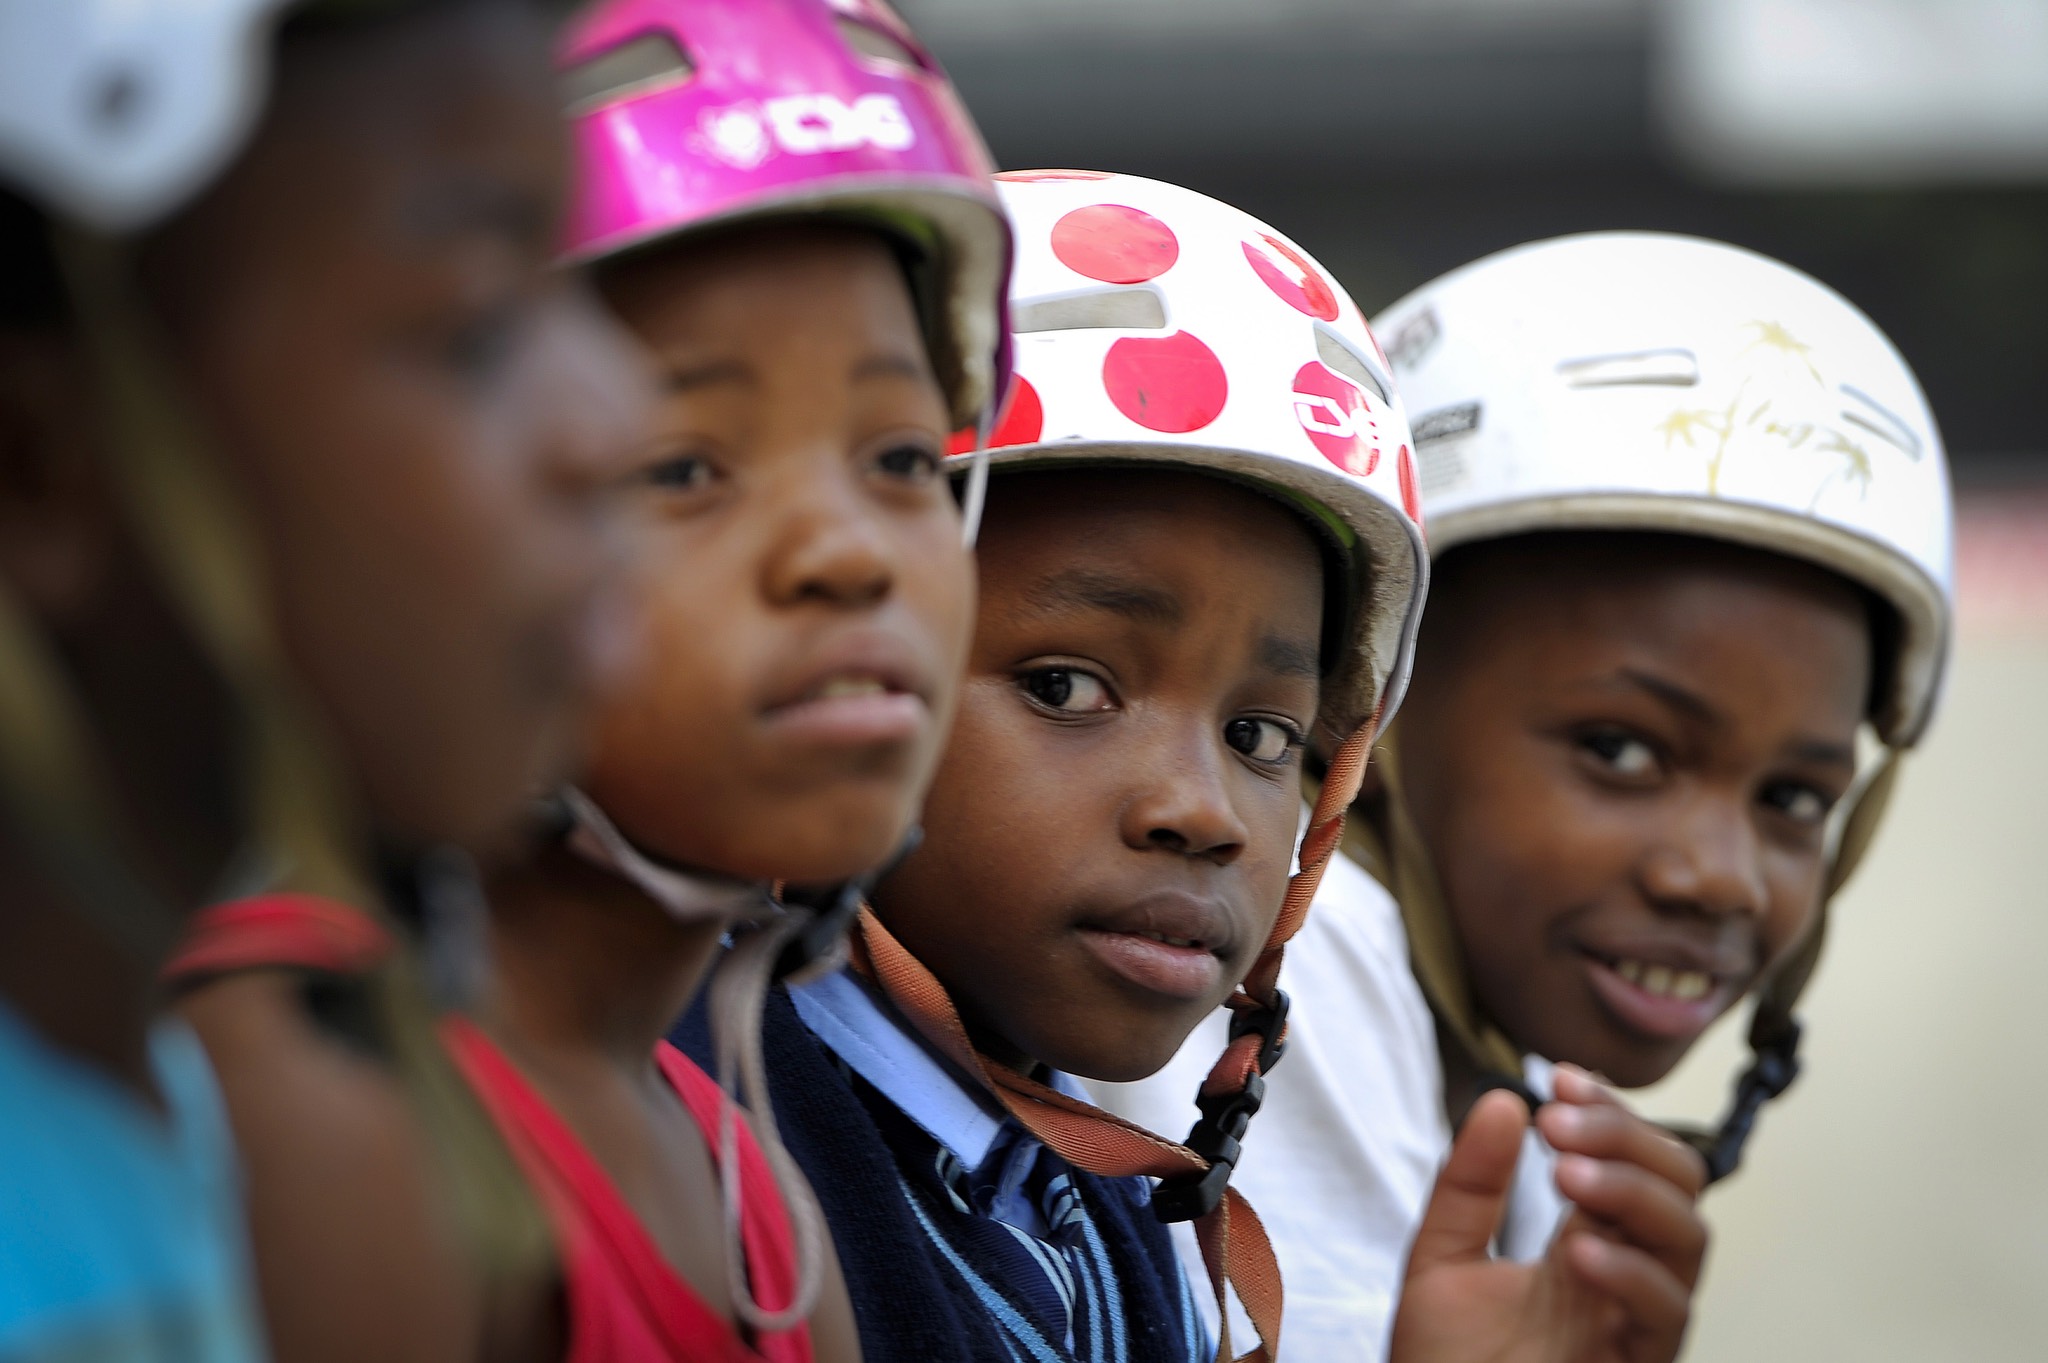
[1118,718,1249,866]
[760,465,897,610]
[1639,790,1769,920]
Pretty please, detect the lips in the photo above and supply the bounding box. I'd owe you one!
[759,633,934,750]
[1074,893,1240,1002]
[1579,942,1746,1043]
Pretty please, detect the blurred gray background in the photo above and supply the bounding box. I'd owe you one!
[899,0,2048,1356]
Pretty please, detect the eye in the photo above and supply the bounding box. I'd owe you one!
[1579,728,1662,781]
[872,438,943,484]
[1224,716,1301,765]
[1019,667,1113,715]
[641,451,717,491]
[1760,781,1834,826]
[444,303,523,384]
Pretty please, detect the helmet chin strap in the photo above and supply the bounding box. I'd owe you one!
[556,788,772,927]
[957,408,994,548]
[547,784,925,1331]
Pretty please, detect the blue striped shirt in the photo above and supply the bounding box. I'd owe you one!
[791,972,1209,1363]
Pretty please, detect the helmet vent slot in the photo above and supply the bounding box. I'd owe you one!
[1840,385,1922,459]
[1556,349,1700,388]
[1314,324,1390,405]
[562,33,695,115]
[1014,287,1166,334]
[836,17,927,71]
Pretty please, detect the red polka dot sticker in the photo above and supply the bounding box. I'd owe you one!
[1244,234,1339,321]
[1292,360,1380,474]
[1104,332,1228,434]
[1052,204,1180,284]
[1396,443,1421,521]
[945,375,1044,454]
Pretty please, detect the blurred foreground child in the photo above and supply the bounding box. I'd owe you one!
[688,173,1708,1363]
[0,0,648,1359]
[1108,231,1952,1359]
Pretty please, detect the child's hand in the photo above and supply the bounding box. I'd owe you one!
[1388,1078,1708,1363]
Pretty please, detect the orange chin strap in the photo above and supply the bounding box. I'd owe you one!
[846,713,1380,1363]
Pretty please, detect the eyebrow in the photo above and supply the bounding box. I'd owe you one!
[1618,666,1722,729]
[660,359,751,394]
[1785,737,1857,769]
[1022,568,1183,627]
[852,352,931,384]
[1617,667,1855,768]
[658,351,926,395]
[1259,635,1323,680]
[402,176,551,248]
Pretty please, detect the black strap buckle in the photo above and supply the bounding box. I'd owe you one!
[772,826,924,982]
[1152,989,1290,1223]
[1676,1016,1803,1185]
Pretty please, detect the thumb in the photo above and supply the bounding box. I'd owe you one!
[1406,1089,1529,1274]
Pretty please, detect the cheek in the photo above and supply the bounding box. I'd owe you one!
[1235,788,1309,959]
[1758,854,1828,964]
[1432,744,1628,946]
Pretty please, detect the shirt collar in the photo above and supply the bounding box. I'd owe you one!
[790,966,1085,1171]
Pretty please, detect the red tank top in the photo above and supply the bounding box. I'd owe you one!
[443,1019,813,1363]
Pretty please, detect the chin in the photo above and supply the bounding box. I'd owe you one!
[749,801,920,887]
[1038,1027,1186,1086]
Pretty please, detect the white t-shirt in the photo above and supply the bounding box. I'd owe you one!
[1088,849,1566,1360]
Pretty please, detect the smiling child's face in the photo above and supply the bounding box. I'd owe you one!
[1396,532,1873,1087]
[581,222,975,886]
[872,468,1325,1082]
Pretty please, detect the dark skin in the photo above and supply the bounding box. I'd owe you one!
[0,5,651,1363]
[1396,533,1871,1093]
[478,223,975,1363]
[874,469,1324,1083]
[874,471,1707,1361]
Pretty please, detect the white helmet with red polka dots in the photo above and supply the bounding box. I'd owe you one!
[953,170,1428,739]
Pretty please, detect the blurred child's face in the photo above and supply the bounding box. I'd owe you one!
[581,224,973,885]
[874,469,1325,1082]
[143,1,652,853]
[1395,534,1872,1087]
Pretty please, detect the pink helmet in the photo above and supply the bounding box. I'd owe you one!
[559,0,1013,431]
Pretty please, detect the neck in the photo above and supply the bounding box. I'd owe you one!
[1435,1012,1489,1128]
[0,837,164,1105]
[478,842,736,1077]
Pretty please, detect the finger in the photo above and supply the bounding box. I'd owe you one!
[1553,1155,1709,1287]
[1560,1232,1692,1362]
[1538,1100,1708,1199]
[1404,1089,1528,1272]
[1549,1063,1621,1108]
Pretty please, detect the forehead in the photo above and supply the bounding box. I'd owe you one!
[976,466,1325,610]
[600,223,915,355]
[1433,534,1874,717]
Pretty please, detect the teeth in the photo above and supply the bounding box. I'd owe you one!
[1140,931,1198,948]
[1609,957,1713,1002]
[816,677,885,700]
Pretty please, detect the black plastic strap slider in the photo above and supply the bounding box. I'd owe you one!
[1230,987,1291,1074]
[1152,991,1291,1224]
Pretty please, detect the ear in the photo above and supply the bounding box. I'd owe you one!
[0,329,115,628]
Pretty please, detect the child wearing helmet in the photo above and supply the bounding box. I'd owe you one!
[677,173,1708,1363]
[1105,230,1951,1359]
[430,2,1011,1361]
[0,1,650,1360]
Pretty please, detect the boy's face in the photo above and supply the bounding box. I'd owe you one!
[580,224,974,886]
[873,469,1325,1082]
[142,1,653,853]
[1396,534,1872,1087]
